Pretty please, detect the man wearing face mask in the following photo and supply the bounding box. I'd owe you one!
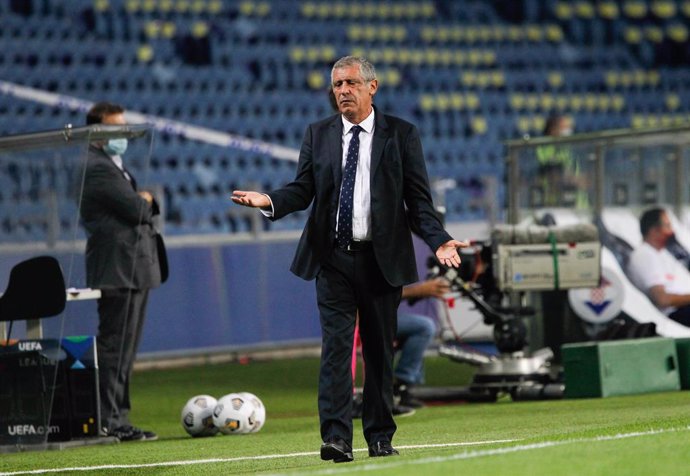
[627,207,690,326]
[80,102,167,442]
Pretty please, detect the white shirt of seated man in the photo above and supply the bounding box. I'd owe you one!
[627,209,690,315]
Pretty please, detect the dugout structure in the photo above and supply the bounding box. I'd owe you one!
[0,123,154,450]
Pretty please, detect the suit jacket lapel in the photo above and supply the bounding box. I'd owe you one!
[328,116,344,188]
[370,109,389,177]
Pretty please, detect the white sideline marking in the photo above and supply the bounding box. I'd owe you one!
[291,426,690,475]
[0,439,515,475]
[2,428,686,476]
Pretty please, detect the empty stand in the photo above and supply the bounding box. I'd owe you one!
[0,0,689,237]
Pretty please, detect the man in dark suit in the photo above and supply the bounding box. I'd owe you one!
[79,102,167,442]
[232,56,465,462]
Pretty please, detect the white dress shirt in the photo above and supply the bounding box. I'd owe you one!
[338,110,374,241]
[261,110,375,243]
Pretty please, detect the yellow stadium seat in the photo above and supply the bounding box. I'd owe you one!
[436,50,451,65]
[208,1,222,14]
[575,2,595,18]
[256,2,270,16]
[666,94,680,111]
[317,3,331,18]
[605,71,618,87]
[507,26,523,42]
[611,96,625,111]
[533,116,546,132]
[510,94,525,110]
[398,49,411,64]
[383,48,397,63]
[393,26,407,41]
[362,3,376,18]
[683,1,690,17]
[545,25,564,42]
[191,0,205,14]
[554,2,574,19]
[526,25,543,41]
[436,95,450,111]
[419,95,435,112]
[570,95,583,111]
[651,1,677,18]
[421,3,437,18]
[175,0,189,13]
[333,3,347,18]
[645,26,665,43]
[301,2,316,17]
[548,72,564,88]
[142,0,156,12]
[137,45,154,63]
[161,22,176,38]
[450,94,464,110]
[631,115,645,128]
[624,26,643,43]
[517,117,531,133]
[471,117,488,135]
[385,69,401,87]
[419,27,434,42]
[584,94,598,111]
[598,2,620,18]
[667,23,689,42]
[125,0,139,12]
[191,22,209,38]
[525,95,539,110]
[347,25,361,41]
[466,94,480,110]
[461,72,476,87]
[240,2,255,16]
[289,48,305,62]
[363,25,377,42]
[598,95,611,110]
[144,21,159,38]
[540,94,555,110]
[623,1,647,18]
[322,46,337,61]
[307,71,325,90]
[94,0,110,12]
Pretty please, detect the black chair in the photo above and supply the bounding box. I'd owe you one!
[0,256,66,342]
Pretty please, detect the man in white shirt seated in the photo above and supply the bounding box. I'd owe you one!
[627,207,690,326]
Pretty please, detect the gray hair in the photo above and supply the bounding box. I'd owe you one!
[331,56,377,84]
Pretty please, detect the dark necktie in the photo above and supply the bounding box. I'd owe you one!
[337,125,362,249]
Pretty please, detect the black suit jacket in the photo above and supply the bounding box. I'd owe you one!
[269,109,452,287]
[79,146,166,290]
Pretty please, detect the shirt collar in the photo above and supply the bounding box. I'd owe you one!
[341,108,375,135]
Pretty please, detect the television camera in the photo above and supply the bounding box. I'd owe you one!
[431,223,601,401]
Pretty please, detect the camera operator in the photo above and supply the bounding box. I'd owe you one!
[394,277,450,408]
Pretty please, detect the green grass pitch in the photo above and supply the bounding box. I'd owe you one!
[1,356,689,475]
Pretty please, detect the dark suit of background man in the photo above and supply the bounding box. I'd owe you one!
[232,56,465,462]
[79,102,167,442]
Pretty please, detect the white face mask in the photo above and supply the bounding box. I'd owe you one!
[103,138,128,156]
[560,128,573,137]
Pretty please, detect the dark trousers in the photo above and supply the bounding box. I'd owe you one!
[97,288,150,431]
[315,247,401,446]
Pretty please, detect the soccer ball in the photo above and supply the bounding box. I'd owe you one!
[238,392,266,433]
[180,395,219,437]
[213,393,257,435]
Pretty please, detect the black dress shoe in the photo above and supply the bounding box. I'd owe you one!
[368,440,399,457]
[320,438,354,463]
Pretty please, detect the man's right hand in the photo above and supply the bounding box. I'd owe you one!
[231,191,270,209]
